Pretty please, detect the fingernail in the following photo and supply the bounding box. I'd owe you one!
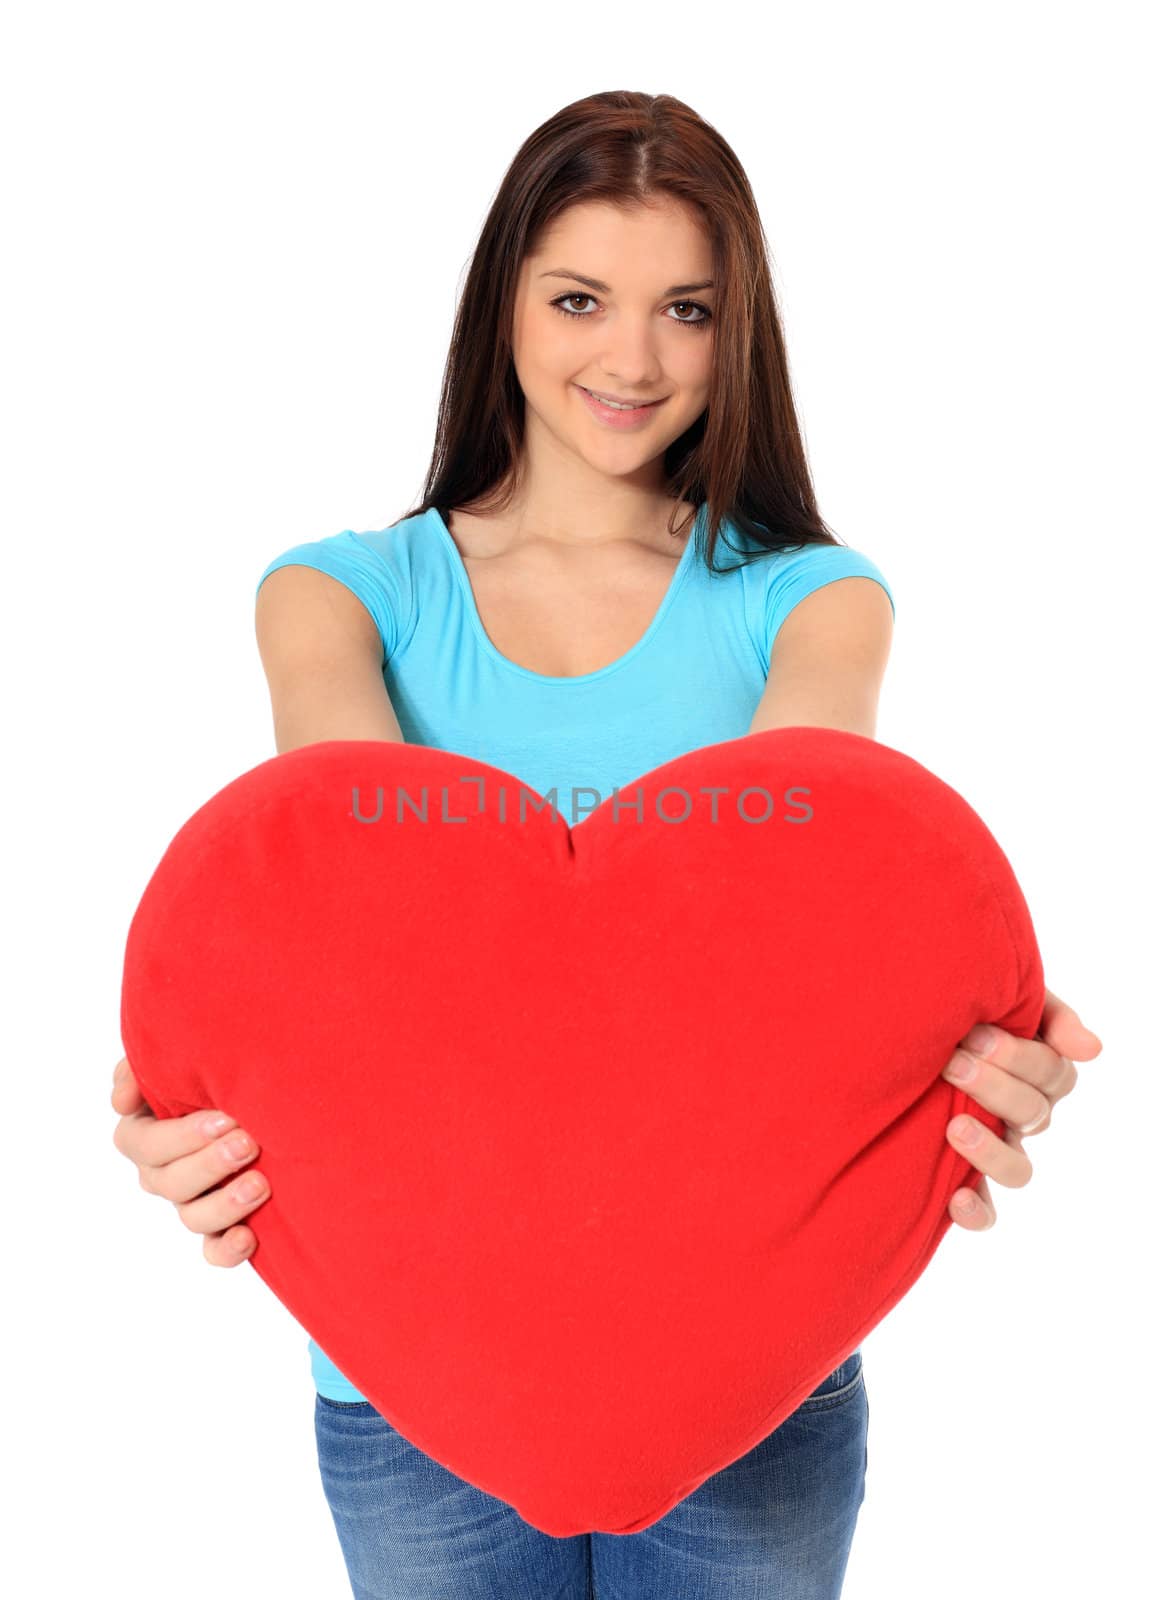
[200,1112,233,1137]
[944,1052,978,1084]
[957,1191,978,1214]
[950,1115,982,1146]
[963,1025,999,1057]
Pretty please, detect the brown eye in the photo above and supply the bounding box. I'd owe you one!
[553,294,596,316]
[549,293,713,331]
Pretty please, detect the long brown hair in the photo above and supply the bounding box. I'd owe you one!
[396,90,843,575]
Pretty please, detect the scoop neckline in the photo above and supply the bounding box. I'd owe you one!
[428,504,702,686]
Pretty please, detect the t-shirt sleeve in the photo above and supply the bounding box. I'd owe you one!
[753,544,895,675]
[254,528,412,662]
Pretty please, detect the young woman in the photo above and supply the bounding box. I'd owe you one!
[111,90,1096,1598]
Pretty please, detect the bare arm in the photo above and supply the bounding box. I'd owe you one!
[254,563,404,752]
[111,561,405,1269]
[745,576,894,740]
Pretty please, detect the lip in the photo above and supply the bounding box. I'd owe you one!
[576,384,667,429]
[581,385,661,406]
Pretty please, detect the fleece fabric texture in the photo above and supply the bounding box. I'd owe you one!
[119,728,1044,1537]
[253,506,897,1402]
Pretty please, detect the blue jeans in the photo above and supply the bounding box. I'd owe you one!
[314,1347,868,1599]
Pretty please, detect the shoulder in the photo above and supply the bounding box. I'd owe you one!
[769,569,894,671]
[254,520,422,661]
[254,561,384,672]
[758,541,894,652]
[746,559,895,739]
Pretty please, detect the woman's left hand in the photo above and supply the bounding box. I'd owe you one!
[940,985,1103,1231]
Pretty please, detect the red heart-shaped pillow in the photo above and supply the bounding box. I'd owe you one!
[120,727,1043,1536]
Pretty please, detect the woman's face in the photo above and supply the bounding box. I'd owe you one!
[511,199,714,483]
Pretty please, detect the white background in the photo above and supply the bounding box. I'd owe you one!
[3,1,1149,1594]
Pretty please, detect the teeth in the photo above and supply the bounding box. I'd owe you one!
[585,388,648,411]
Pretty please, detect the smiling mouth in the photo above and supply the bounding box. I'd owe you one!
[578,386,666,410]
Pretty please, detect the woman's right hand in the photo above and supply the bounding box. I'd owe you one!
[110,1055,270,1266]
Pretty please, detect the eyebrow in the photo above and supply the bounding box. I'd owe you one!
[539,268,715,296]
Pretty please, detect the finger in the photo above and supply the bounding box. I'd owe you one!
[954,1026,1077,1105]
[177,1163,269,1239]
[110,1056,147,1115]
[110,1077,145,1115]
[1037,986,1103,1062]
[113,1103,240,1172]
[949,1173,996,1230]
[943,1049,1057,1134]
[203,1224,257,1268]
[946,1112,1033,1189]
[138,1126,265,1210]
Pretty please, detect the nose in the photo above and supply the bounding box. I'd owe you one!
[593,321,665,386]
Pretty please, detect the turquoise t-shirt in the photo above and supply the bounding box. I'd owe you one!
[254,503,894,1401]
